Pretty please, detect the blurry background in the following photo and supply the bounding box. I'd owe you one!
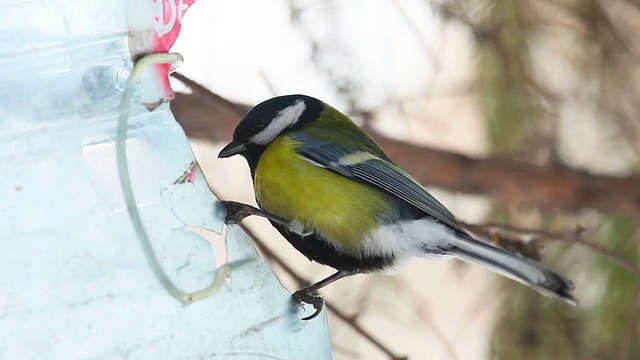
[169,0,640,359]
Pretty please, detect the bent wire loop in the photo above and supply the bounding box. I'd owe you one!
[116,52,229,304]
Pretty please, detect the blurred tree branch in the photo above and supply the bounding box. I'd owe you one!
[462,221,640,275]
[170,72,640,215]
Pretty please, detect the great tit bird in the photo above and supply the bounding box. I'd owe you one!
[218,94,576,320]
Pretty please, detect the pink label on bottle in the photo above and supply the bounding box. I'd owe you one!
[153,0,196,52]
[141,0,195,107]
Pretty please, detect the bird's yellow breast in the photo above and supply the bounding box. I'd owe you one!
[254,134,390,251]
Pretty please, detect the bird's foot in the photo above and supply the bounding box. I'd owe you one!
[221,201,255,225]
[221,201,299,229]
[293,287,324,321]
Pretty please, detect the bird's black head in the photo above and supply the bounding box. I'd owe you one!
[218,94,324,171]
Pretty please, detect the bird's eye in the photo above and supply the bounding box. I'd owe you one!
[256,118,267,129]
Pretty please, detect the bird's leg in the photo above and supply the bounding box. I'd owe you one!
[221,201,313,236]
[293,270,356,320]
[221,201,290,225]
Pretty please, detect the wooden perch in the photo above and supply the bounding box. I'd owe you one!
[169,73,640,215]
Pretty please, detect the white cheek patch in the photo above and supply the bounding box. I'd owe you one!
[251,100,307,145]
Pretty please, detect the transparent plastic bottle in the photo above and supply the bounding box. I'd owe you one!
[0,1,330,358]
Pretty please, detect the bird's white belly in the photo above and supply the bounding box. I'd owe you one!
[360,218,456,272]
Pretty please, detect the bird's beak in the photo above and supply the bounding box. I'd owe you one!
[218,141,247,158]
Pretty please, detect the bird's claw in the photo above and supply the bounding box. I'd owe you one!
[293,288,324,321]
[221,201,254,225]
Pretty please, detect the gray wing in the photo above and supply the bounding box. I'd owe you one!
[293,133,468,234]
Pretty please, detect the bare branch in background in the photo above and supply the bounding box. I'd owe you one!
[462,222,640,275]
[170,73,640,215]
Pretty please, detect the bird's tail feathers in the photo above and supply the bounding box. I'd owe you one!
[451,235,576,305]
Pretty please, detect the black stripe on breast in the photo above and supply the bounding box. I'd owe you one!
[269,221,394,273]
